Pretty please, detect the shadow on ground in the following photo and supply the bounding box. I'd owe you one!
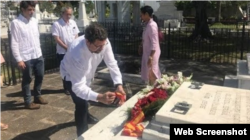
[10,122,75,140]
[1,100,26,111]
[5,89,65,98]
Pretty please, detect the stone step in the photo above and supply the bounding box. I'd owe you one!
[223,75,238,88]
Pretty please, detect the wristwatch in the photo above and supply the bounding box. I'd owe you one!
[114,83,122,89]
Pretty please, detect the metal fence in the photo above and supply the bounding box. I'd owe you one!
[1,21,250,86]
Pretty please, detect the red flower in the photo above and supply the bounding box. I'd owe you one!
[148,95,157,102]
[151,88,167,99]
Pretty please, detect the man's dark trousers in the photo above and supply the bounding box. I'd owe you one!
[57,53,67,91]
[22,56,44,105]
[65,80,89,137]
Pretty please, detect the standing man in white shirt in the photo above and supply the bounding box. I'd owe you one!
[52,7,80,95]
[60,23,126,137]
[10,1,48,110]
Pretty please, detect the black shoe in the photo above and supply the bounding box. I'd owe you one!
[64,90,70,95]
[88,114,99,124]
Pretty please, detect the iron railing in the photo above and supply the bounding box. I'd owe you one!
[1,21,250,86]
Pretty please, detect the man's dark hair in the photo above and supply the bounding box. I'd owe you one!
[84,23,108,43]
[20,1,36,10]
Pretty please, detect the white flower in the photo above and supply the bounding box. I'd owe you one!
[178,71,183,79]
[156,78,167,84]
[139,85,154,94]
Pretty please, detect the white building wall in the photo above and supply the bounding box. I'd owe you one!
[142,1,160,12]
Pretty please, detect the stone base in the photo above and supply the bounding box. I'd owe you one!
[237,60,250,90]
[223,75,238,88]
[238,79,250,90]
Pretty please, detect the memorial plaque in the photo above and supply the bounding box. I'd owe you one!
[156,82,250,124]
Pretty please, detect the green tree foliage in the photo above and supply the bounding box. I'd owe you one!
[175,1,248,20]
[53,1,73,17]
[39,1,54,13]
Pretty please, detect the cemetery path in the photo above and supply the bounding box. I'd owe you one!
[1,56,236,140]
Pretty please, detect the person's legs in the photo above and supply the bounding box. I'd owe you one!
[65,80,88,137]
[33,56,44,98]
[57,54,69,95]
[22,60,40,109]
[33,56,47,104]
[22,60,32,104]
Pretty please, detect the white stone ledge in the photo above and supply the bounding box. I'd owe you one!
[78,92,145,140]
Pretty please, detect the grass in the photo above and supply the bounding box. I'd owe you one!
[185,22,244,29]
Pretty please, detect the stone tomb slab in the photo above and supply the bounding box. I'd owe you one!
[156,82,250,124]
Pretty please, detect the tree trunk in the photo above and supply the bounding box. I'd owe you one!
[190,1,212,41]
[216,1,221,22]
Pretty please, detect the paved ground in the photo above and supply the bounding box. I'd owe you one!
[1,57,236,140]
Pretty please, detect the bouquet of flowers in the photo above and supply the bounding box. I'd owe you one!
[122,72,192,137]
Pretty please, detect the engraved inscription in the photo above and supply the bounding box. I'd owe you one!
[221,93,231,115]
[199,93,212,109]
[233,93,241,123]
[165,83,250,124]
[204,92,212,99]
[200,100,208,109]
[247,94,250,122]
[209,92,221,115]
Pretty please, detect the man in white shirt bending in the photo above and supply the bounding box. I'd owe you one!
[60,23,126,137]
[10,1,48,110]
[52,7,80,95]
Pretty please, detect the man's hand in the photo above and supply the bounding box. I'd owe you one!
[115,85,126,105]
[97,92,116,104]
[18,61,26,70]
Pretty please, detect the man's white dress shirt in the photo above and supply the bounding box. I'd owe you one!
[11,14,42,62]
[52,18,80,54]
[60,35,122,102]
